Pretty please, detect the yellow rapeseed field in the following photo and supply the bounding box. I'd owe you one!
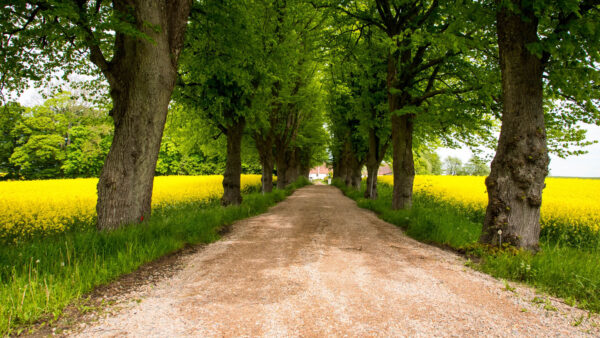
[379,175,600,236]
[0,175,262,242]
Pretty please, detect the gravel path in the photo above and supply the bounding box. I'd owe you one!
[75,185,599,337]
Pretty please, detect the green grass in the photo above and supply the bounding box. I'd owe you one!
[0,178,310,335]
[333,179,600,313]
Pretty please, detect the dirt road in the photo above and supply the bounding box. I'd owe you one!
[77,185,598,337]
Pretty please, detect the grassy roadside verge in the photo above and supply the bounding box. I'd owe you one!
[0,178,309,335]
[333,179,600,313]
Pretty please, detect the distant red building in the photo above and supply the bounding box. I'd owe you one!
[362,162,393,177]
[309,163,331,180]
[378,163,393,175]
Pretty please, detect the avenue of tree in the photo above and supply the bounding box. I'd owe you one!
[1,0,599,250]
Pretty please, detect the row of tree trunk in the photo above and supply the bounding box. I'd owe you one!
[220,118,311,205]
[72,0,552,254]
[332,138,364,190]
[333,0,550,251]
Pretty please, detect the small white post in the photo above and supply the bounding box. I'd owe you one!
[498,229,503,248]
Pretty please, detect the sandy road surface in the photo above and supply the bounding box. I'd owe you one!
[77,185,598,337]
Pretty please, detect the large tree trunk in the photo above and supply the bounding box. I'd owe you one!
[275,150,288,190]
[391,113,415,210]
[365,161,380,199]
[334,151,348,182]
[261,157,274,193]
[343,146,363,190]
[255,133,274,193]
[298,149,311,180]
[301,165,310,179]
[480,3,548,251]
[340,141,353,185]
[286,148,300,184]
[364,127,389,199]
[387,50,415,210]
[96,1,191,230]
[222,117,246,206]
[349,161,362,190]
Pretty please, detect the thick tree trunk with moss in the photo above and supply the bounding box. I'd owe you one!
[222,117,246,206]
[480,3,549,251]
[96,0,191,230]
[391,113,415,210]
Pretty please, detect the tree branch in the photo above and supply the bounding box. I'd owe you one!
[72,2,116,87]
[411,85,479,106]
[311,1,387,32]
[541,0,599,65]
[417,0,438,26]
[4,5,42,35]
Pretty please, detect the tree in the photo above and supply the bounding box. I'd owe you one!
[326,83,368,189]
[443,156,464,176]
[463,156,489,176]
[6,93,112,179]
[2,1,192,229]
[319,0,497,209]
[0,102,24,179]
[415,149,442,175]
[226,0,328,191]
[480,0,600,250]
[323,23,386,193]
[176,0,265,205]
[355,30,391,198]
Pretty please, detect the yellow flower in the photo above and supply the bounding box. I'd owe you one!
[0,175,262,241]
[379,175,600,240]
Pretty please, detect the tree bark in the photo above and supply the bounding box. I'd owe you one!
[275,148,289,189]
[334,150,348,182]
[286,148,300,185]
[364,126,390,199]
[340,140,353,185]
[391,113,415,210]
[480,2,548,251]
[96,0,191,230]
[254,133,274,193]
[349,161,362,190]
[365,162,380,199]
[222,117,246,206]
[301,165,310,179]
[387,50,416,210]
[261,156,274,193]
[343,145,363,190]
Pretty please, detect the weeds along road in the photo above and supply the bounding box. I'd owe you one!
[76,185,597,337]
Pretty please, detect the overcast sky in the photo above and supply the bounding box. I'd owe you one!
[17,87,600,178]
[438,123,600,178]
